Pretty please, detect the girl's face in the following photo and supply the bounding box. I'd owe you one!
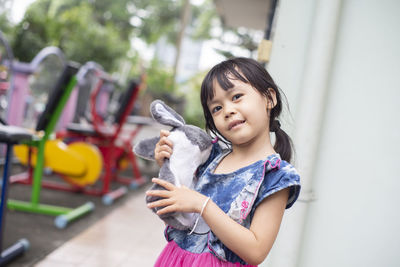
[207,77,275,147]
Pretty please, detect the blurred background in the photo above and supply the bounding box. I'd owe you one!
[1,0,399,266]
[2,0,264,128]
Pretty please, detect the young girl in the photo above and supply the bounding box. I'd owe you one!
[146,57,301,266]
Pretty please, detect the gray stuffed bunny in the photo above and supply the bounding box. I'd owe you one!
[134,100,213,230]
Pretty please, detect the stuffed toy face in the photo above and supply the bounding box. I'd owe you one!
[134,100,213,230]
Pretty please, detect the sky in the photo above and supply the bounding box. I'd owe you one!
[10,0,36,23]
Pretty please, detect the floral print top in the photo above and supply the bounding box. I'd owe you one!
[164,143,301,265]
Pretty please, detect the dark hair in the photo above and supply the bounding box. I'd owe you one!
[200,57,294,163]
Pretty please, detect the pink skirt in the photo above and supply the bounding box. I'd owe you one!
[154,241,257,267]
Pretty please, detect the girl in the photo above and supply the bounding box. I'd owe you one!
[146,57,301,266]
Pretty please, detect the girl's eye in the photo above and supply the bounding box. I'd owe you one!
[211,106,222,114]
[232,94,243,101]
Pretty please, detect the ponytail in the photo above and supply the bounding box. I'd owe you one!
[270,120,293,163]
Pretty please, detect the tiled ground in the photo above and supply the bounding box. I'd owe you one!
[34,187,166,267]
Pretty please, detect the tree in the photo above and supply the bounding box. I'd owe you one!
[127,0,181,45]
[0,0,14,39]
[11,0,131,71]
[172,0,191,83]
[216,27,261,58]
[128,0,218,73]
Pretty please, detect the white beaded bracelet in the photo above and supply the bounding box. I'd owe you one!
[188,197,210,235]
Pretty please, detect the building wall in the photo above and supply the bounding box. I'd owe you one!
[298,0,400,266]
[263,0,400,266]
[263,1,317,266]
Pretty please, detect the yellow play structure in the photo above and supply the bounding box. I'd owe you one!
[14,139,102,187]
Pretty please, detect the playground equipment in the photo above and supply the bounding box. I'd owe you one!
[53,68,149,205]
[8,62,96,228]
[11,61,146,205]
[0,31,30,266]
[7,46,66,128]
[0,125,32,266]
[69,61,112,124]
[13,62,106,188]
[0,31,14,124]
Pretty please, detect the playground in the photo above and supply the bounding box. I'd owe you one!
[0,29,171,266]
[2,1,399,267]
[4,167,162,266]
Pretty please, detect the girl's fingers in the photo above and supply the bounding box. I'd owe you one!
[159,136,173,148]
[146,189,171,198]
[156,144,173,155]
[155,136,173,163]
[154,131,173,167]
[147,198,173,209]
[160,130,170,138]
[156,205,176,215]
[152,178,175,190]
[155,151,171,162]
[155,141,173,166]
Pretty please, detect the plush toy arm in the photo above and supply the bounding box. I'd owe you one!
[133,137,160,161]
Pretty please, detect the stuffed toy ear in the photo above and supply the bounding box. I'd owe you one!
[150,100,185,128]
[133,137,160,161]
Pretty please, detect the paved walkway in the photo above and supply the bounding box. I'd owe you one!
[35,185,166,267]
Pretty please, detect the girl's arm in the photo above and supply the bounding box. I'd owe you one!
[202,188,288,265]
[146,178,289,265]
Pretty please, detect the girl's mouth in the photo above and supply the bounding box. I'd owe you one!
[228,120,246,130]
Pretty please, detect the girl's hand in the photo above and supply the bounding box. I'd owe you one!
[154,130,173,167]
[146,178,207,214]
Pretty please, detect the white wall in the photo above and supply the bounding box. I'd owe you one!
[263,1,317,266]
[268,0,316,123]
[298,0,400,266]
[263,0,400,266]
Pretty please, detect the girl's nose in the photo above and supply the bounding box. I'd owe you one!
[224,105,236,118]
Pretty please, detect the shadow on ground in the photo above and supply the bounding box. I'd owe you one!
[3,163,157,267]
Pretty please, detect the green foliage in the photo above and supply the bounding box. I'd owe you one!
[146,58,175,94]
[0,0,13,38]
[190,0,218,41]
[0,14,13,42]
[129,0,217,46]
[11,0,130,71]
[128,0,181,45]
[89,0,133,38]
[12,8,50,61]
[56,4,129,70]
[180,70,209,128]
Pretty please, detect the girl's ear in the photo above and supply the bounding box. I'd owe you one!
[267,88,277,110]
